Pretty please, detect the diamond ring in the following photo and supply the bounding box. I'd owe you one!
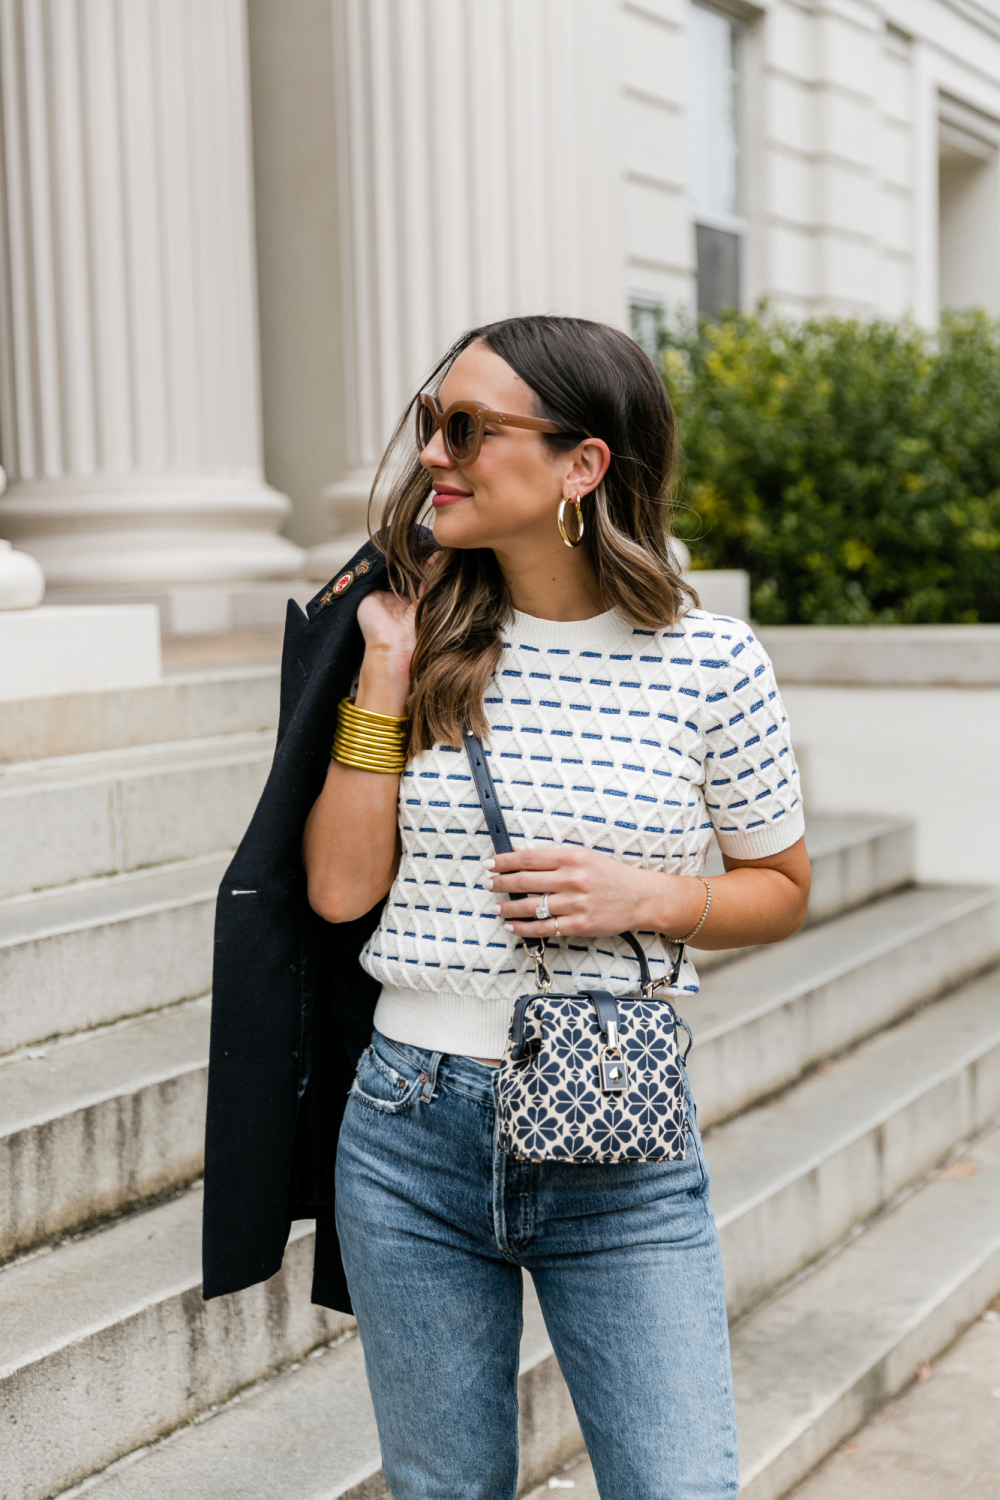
[535,895,551,921]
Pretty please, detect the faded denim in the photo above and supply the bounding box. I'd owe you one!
[336,1029,739,1500]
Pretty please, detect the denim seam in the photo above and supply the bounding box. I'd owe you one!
[441,1082,496,1108]
[375,1035,430,1073]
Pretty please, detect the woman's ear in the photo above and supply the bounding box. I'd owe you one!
[566,438,611,496]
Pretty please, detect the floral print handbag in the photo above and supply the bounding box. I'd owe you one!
[464,728,694,1164]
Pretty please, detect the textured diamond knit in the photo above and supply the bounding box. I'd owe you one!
[365,606,805,1057]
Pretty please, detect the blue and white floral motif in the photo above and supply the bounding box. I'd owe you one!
[496,993,689,1164]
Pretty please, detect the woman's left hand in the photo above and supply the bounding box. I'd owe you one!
[484,846,705,942]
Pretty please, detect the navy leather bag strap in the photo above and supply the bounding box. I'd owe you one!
[463,725,547,978]
[462,724,671,991]
[463,725,514,856]
[582,989,620,1040]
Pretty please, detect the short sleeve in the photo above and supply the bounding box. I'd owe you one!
[698,627,805,860]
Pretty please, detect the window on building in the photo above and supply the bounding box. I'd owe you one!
[938,99,1000,315]
[630,295,663,360]
[689,5,746,317]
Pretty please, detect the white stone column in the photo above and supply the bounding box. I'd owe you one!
[308,0,624,579]
[0,0,304,586]
[809,1,884,314]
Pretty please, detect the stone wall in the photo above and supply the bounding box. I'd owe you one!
[761,625,1000,885]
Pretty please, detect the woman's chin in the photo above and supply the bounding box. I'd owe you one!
[431,511,490,550]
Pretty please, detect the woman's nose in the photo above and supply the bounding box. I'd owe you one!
[419,427,452,470]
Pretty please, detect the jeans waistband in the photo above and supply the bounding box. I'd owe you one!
[372,1029,497,1105]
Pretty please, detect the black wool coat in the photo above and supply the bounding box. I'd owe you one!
[202,537,392,1314]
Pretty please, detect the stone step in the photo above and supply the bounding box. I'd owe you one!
[0,832,948,1256]
[0,814,912,1056]
[0,666,280,766]
[799,813,913,925]
[43,1125,1000,1500]
[693,812,914,975]
[708,964,1000,1319]
[0,856,226,1054]
[687,882,1000,1129]
[2,1195,577,1500]
[0,732,273,898]
[733,1120,1000,1500]
[0,1000,210,1262]
[700,813,913,926]
[0,1189,351,1500]
[8,953,994,1327]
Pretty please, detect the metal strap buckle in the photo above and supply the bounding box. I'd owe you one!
[641,943,685,997]
[530,943,552,994]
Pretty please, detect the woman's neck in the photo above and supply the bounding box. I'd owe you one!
[493,543,607,623]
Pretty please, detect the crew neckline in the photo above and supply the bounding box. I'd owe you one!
[505,606,634,653]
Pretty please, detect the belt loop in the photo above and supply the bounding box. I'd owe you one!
[421,1051,443,1102]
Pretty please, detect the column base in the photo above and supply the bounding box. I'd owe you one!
[0,475,307,587]
[0,541,45,610]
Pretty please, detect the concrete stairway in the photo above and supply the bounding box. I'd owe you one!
[0,671,998,1499]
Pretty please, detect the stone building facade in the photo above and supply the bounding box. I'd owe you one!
[1,0,1000,609]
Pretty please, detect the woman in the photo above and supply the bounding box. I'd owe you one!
[303,316,810,1499]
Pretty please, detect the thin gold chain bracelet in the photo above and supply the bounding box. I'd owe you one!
[676,876,712,944]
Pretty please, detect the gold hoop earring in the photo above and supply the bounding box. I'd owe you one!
[557,495,585,548]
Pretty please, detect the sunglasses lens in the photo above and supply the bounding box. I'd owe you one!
[416,403,434,450]
[446,409,476,459]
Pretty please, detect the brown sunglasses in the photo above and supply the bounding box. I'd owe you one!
[415,392,563,466]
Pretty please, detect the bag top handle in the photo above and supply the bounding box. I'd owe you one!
[462,724,680,995]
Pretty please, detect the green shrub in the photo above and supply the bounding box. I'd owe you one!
[658,307,1000,623]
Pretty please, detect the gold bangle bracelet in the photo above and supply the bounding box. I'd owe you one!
[332,732,406,753]
[332,751,406,774]
[338,697,408,727]
[331,738,406,765]
[332,730,406,750]
[334,720,407,738]
[334,732,407,752]
[331,696,409,774]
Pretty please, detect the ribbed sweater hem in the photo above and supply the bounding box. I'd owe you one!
[373,984,514,1058]
[714,803,806,860]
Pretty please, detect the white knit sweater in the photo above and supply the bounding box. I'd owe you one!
[363,606,805,1058]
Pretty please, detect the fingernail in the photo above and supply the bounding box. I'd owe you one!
[504,923,514,932]
[483,859,495,869]
[484,877,494,890]
[490,903,502,915]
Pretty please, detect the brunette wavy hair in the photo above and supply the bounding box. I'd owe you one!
[372,315,696,753]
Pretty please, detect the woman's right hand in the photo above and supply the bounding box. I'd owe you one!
[357,588,417,656]
[356,550,439,713]
[355,590,417,718]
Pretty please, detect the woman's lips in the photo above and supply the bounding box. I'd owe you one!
[431,486,471,507]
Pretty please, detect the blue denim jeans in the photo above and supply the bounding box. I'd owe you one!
[335,1029,739,1500]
